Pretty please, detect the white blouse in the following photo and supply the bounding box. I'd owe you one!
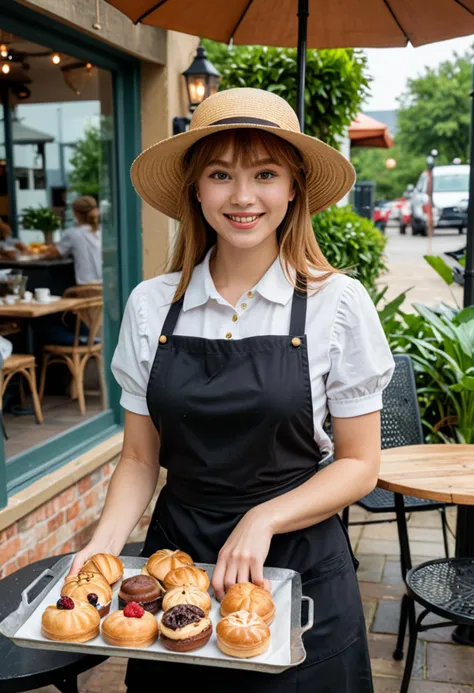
[111,248,395,459]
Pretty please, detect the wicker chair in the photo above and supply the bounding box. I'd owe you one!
[63,283,103,299]
[1,354,44,428]
[39,297,106,415]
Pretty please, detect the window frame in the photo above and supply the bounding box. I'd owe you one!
[0,0,142,505]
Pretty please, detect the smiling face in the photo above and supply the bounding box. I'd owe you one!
[194,132,296,252]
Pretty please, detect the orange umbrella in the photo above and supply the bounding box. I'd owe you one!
[349,113,394,149]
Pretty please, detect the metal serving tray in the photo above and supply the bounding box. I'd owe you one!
[0,555,313,674]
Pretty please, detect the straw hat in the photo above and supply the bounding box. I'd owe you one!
[131,88,355,220]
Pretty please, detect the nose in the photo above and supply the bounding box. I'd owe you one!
[229,178,256,207]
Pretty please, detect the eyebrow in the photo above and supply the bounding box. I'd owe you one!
[206,157,280,168]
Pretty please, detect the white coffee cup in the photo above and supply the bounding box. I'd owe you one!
[5,294,18,305]
[34,288,51,303]
[23,291,33,302]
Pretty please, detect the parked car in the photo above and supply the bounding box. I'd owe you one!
[399,200,412,235]
[410,164,469,236]
[372,200,391,233]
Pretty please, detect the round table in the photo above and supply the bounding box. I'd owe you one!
[0,542,143,693]
[378,443,474,645]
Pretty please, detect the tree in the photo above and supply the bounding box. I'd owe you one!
[203,40,370,148]
[68,125,101,197]
[351,144,426,200]
[397,47,473,164]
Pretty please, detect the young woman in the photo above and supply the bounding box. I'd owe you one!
[69,88,394,692]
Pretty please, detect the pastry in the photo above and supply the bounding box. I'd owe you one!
[220,582,275,624]
[162,586,212,616]
[81,553,124,586]
[41,597,100,642]
[163,566,210,592]
[145,549,194,583]
[118,575,164,614]
[102,602,159,648]
[159,604,212,652]
[61,571,112,618]
[216,610,271,658]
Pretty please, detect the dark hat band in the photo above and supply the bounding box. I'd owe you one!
[209,116,281,127]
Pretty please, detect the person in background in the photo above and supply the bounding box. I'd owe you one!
[45,196,102,284]
[0,221,28,259]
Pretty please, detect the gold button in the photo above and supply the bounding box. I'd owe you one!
[241,303,247,310]
[225,332,232,339]
[232,314,238,322]
[247,291,254,298]
[291,337,301,348]
[159,335,168,344]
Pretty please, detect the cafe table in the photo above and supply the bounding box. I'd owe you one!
[378,443,474,646]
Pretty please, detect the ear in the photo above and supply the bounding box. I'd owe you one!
[289,188,296,202]
[195,187,201,203]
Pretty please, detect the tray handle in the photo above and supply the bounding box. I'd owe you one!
[301,595,314,634]
[21,568,56,609]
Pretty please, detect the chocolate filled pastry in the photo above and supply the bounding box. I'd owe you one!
[162,586,212,616]
[61,571,112,618]
[102,602,159,648]
[41,597,100,642]
[163,565,210,592]
[118,575,164,614]
[159,604,212,652]
[216,610,271,658]
[145,549,194,583]
[220,582,275,624]
[81,553,124,586]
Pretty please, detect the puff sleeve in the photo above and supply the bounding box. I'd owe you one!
[111,287,151,416]
[326,280,395,418]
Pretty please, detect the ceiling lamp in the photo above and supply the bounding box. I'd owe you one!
[52,53,61,65]
[0,44,8,58]
[1,63,10,75]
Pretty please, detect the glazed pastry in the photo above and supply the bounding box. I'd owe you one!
[102,602,159,648]
[159,604,212,652]
[162,586,212,616]
[41,597,100,642]
[118,575,164,614]
[216,610,271,658]
[81,553,124,586]
[61,571,112,618]
[145,549,194,583]
[220,582,275,624]
[163,566,210,592]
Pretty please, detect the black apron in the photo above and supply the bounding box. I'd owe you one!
[126,284,373,693]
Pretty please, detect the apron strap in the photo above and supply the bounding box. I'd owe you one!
[289,274,307,335]
[161,295,184,336]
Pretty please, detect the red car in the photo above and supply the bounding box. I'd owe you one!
[372,200,391,233]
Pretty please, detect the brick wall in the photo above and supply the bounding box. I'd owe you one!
[0,464,166,579]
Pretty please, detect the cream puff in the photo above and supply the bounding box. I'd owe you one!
[145,549,194,583]
[163,565,210,592]
[61,571,112,618]
[216,610,270,658]
[81,553,124,586]
[162,586,212,616]
[41,597,100,642]
[101,602,159,648]
[159,604,212,652]
[118,575,164,614]
[220,582,275,624]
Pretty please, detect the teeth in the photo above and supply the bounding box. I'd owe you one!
[227,214,261,223]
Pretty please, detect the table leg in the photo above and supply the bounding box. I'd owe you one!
[452,505,474,646]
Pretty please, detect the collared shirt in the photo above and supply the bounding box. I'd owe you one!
[56,224,102,285]
[111,248,394,459]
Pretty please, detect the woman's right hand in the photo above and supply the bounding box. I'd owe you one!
[66,543,105,579]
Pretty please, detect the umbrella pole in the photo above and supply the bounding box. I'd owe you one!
[464,65,474,307]
[296,0,309,133]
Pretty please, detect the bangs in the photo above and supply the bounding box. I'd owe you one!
[184,128,303,175]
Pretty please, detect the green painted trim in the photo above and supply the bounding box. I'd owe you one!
[0,1,142,505]
[6,414,121,495]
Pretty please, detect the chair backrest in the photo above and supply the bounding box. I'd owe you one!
[381,353,424,449]
[63,283,103,298]
[72,297,103,348]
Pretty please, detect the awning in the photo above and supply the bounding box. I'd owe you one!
[349,113,394,149]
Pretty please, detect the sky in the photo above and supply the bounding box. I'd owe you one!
[362,34,474,112]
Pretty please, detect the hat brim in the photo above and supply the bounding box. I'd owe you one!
[131,123,355,221]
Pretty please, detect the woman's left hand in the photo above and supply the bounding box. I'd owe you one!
[211,507,274,601]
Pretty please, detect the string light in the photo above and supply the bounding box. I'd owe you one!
[86,63,92,69]
[1,63,10,75]
[52,53,61,65]
[0,44,8,58]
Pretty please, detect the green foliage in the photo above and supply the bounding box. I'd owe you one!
[203,40,370,148]
[351,144,425,200]
[312,206,387,291]
[68,125,101,197]
[20,205,62,244]
[397,47,473,163]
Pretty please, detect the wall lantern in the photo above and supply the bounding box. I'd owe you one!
[173,45,221,135]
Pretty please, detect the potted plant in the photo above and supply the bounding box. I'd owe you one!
[20,206,62,245]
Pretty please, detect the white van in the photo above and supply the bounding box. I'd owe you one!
[411,164,469,236]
